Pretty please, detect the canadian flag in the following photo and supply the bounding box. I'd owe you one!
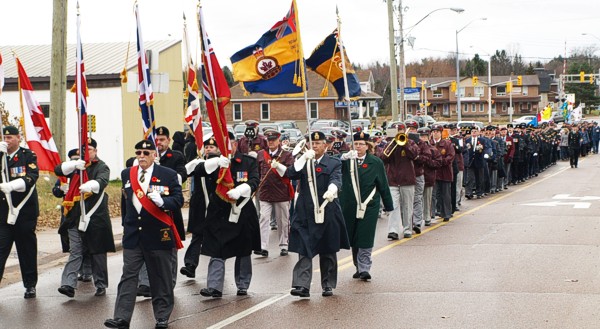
[16,58,62,172]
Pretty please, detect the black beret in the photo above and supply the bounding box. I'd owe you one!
[353,131,370,141]
[135,139,155,150]
[204,137,217,147]
[156,126,170,138]
[67,148,79,159]
[518,123,527,129]
[87,138,97,148]
[507,123,514,128]
[3,126,19,136]
[308,131,326,141]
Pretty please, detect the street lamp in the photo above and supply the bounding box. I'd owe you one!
[455,17,487,122]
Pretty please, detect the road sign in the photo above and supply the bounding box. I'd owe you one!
[334,101,359,108]
[401,87,420,101]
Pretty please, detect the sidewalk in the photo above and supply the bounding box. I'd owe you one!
[3,210,189,282]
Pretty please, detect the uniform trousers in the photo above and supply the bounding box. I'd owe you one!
[0,222,37,288]
[569,148,580,167]
[422,186,433,225]
[292,253,337,290]
[503,162,512,187]
[490,169,498,192]
[388,185,415,236]
[466,167,484,197]
[352,247,373,273]
[412,175,424,227]
[455,170,464,207]
[113,246,176,323]
[259,201,290,250]
[61,227,108,289]
[138,250,178,287]
[183,233,202,271]
[206,256,252,292]
[435,181,452,220]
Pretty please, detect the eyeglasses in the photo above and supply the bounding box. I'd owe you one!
[135,150,151,156]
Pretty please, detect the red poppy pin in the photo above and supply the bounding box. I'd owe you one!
[362,164,368,168]
[151,177,158,182]
[235,158,242,163]
[166,153,172,158]
[13,156,18,162]
[315,167,322,173]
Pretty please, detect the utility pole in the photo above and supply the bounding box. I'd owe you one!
[386,0,399,121]
[50,0,67,157]
[397,0,405,122]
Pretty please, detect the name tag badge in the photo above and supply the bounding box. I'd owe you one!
[236,171,248,182]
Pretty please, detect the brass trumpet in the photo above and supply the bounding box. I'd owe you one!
[382,133,407,157]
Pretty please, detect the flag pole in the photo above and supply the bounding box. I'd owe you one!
[76,1,88,228]
[336,7,363,210]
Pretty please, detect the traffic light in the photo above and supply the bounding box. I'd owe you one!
[472,76,478,86]
[590,75,595,85]
[580,71,585,82]
[517,75,522,86]
[506,81,512,93]
[450,81,457,92]
[411,76,417,88]
[88,114,96,132]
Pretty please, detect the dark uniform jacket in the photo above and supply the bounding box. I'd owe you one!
[568,131,582,149]
[55,158,115,254]
[121,165,184,250]
[286,154,350,258]
[424,144,442,187]
[257,147,294,203]
[0,147,39,230]
[187,154,218,236]
[238,135,268,154]
[199,151,261,259]
[159,148,186,240]
[431,138,455,182]
[502,135,515,163]
[413,141,432,177]
[466,136,490,168]
[380,139,419,186]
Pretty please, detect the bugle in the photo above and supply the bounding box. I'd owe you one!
[382,133,407,157]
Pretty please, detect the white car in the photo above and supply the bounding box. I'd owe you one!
[513,115,536,125]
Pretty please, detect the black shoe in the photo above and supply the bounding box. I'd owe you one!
[260,249,269,257]
[200,287,222,298]
[155,318,168,329]
[253,250,262,255]
[424,222,431,227]
[237,288,248,296]
[24,287,36,299]
[137,285,151,297]
[352,271,360,279]
[465,195,473,200]
[413,225,421,234]
[403,233,412,239]
[104,318,130,329]
[78,274,93,282]
[476,195,482,199]
[452,208,460,212]
[387,232,399,240]
[443,218,450,222]
[359,271,372,281]
[290,286,310,297]
[58,285,75,298]
[280,249,288,256]
[180,266,196,278]
[95,287,106,296]
[322,287,333,297]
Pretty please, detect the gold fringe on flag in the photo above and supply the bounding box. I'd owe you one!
[120,67,128,83]
[320,85,329,97]
[191,79,199,92]
[70,83,77,93]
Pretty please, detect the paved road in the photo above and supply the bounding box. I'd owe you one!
[1,155,600,328]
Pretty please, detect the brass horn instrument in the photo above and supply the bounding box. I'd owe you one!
[382,133,407,157]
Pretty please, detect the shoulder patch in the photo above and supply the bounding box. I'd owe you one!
[28,163,37,169]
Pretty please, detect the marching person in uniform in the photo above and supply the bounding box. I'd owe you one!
[568,124,582,168]
[0,125,39,299]
[286,131,350,298]
[238,120,268,156]
[179,135,219,278]
[55,138,115,298]
[197,132,260,298]
[430,124,455,222]
[257,129,294,257]
[339,132,393,281]
[105,139,183,329]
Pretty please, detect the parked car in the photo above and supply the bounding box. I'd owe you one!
[406,114,436,127]
[233,123,247,140]
[513,115,536,125]
[351,119,371,129]
[551,111,565,123]
[457,121,485,130]
[310,119,350,130]
[282,128,303,147]
[275,120,299,130]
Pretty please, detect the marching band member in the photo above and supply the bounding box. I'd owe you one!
[429,124,455,222]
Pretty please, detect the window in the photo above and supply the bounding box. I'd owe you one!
[40,103,50,118]
[233,103,242,121]
[522,86,528,96]
[459,87,465,97]
[463,103,468,112]
[520,102,531,112]
[471,103,476,112]
[309,102,318,119]
[479,103,485,112]
[443,104,449,116]
[497,86,506,96]
[432,89,443,98]
[502,103,507,113]
[260,103,270,121]
[432,105,438,113]
[474,87,484,97]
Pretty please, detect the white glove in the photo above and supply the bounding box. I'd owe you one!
[154,157,161,165]
[61,159,86,175]
[185,158,203,175]
[484,154,489,159]
[322,183,338,202]
[303,149,315,160]
[217,155,230,168]
[0,141,7,153]
[227,183,252,201]
[533,153,538,156]
[248,151,258,159]
[79,180,100,193]
[340,150,358,161]
[0,179,26,194]
[270,160,287,177]
[59,184,69,193]
[147,191,164,207]
[227,187,241,200]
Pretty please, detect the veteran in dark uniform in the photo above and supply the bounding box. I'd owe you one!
[430,124,455,222]
[0,125,39,299]
[286,131,350,298]
[339,132,393,281]
[197,132,261,298]
[55,138,115,298]
[137,126,187,297]
[179,136,219,278]
[105,140,183,329]
[237,120,268,156]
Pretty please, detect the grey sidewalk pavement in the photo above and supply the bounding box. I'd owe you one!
[3,208,189,284]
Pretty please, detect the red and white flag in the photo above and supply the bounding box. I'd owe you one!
[0,53,4,95]
[16,58,62,172]
[183,15,202,144]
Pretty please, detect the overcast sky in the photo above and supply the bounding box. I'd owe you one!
[1,0,599,68]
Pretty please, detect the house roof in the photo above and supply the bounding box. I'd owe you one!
[230,69,381,100]
[356,70,372,82]
[0,40,179,79]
